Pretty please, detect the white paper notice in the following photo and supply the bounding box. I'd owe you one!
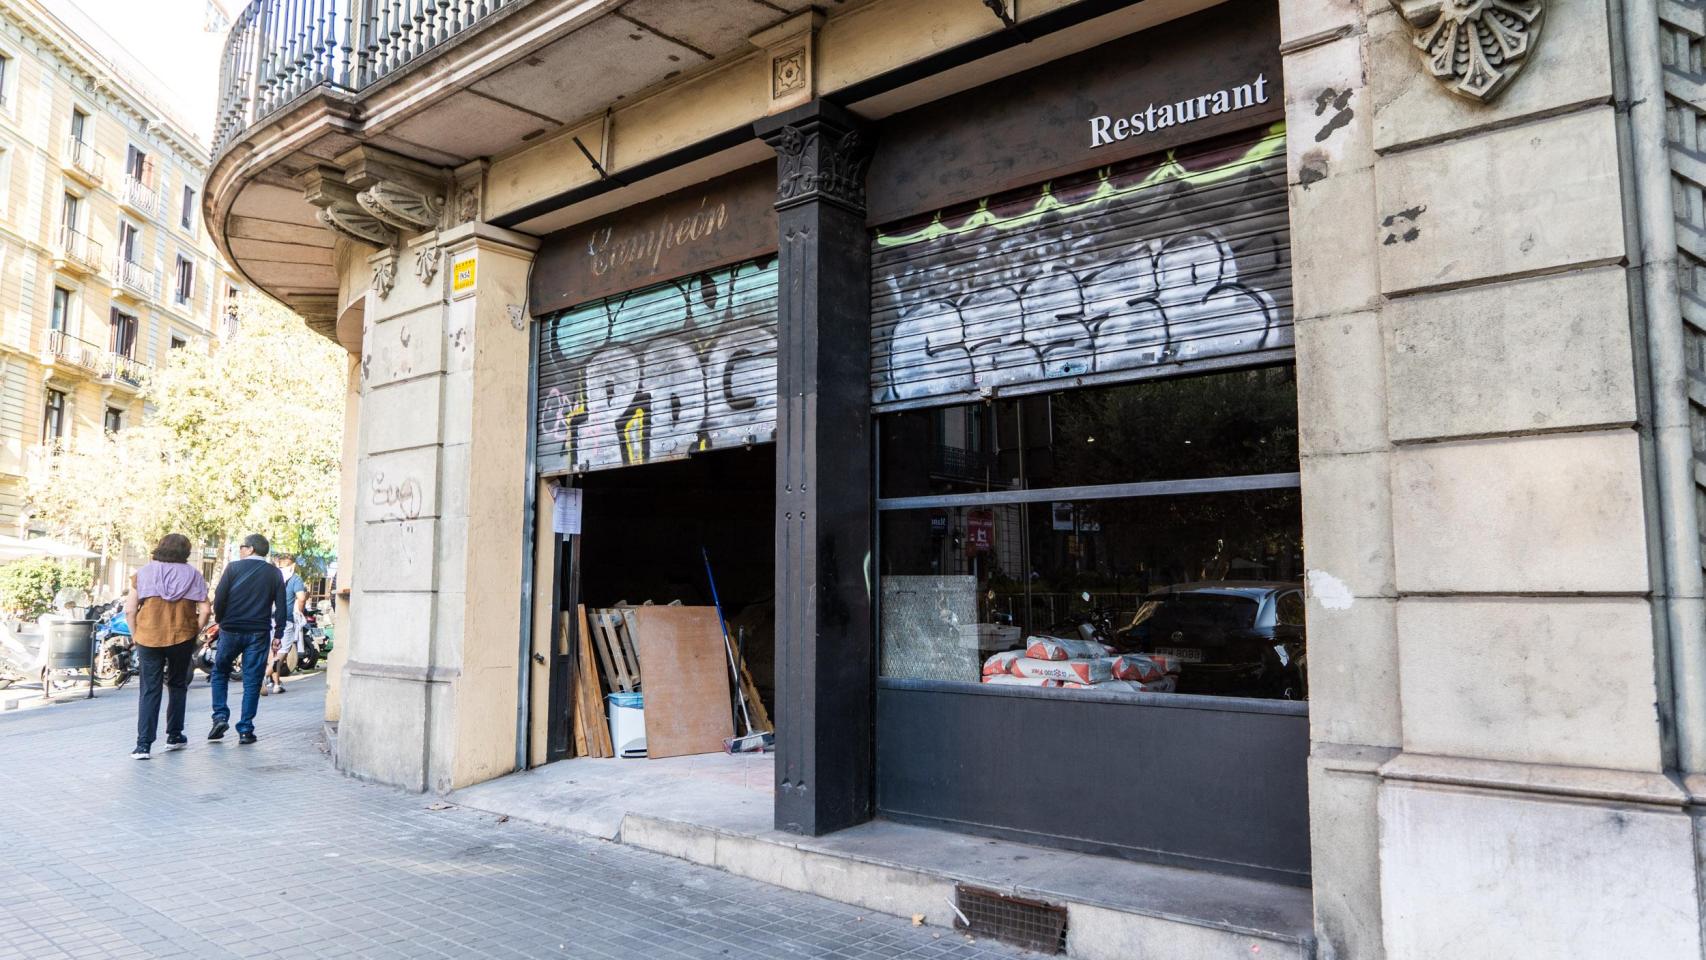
[552,487,582,536]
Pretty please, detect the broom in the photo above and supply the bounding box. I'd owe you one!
[703,547,772,754]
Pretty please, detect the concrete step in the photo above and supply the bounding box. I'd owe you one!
[451,755,1316,960]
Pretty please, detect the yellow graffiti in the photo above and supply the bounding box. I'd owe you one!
[875,123,1286,249]
[622,407,646,464]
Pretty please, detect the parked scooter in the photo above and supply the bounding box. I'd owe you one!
[294,602,332,671]
[91,602,136,688]
[193,623,239,680]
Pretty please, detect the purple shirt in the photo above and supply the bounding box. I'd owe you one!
[134,561,209,603]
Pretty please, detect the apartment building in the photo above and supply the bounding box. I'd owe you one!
[0,0,241,536]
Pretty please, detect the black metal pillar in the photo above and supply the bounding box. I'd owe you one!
[757,101,875,836]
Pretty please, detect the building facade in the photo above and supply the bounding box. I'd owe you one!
[0,0,242,552]
[205,1,1706,957]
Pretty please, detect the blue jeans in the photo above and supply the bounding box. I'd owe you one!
[210,631,270,735]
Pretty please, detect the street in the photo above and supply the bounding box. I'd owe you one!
[0,674,1028,960]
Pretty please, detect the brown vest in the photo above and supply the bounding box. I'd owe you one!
[132,594,201,648]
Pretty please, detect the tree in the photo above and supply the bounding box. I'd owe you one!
[26,295,347,569]
[0,557,93,620]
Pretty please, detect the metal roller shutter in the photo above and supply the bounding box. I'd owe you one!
[871,125,1292,408]
[535,255,779,474]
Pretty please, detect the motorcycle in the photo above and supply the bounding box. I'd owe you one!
[293,602,332,671]
[91,603,136,688]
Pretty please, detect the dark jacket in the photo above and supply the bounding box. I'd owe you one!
[213,557,287,639]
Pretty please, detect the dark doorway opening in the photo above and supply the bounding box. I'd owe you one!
[547,445,778,762]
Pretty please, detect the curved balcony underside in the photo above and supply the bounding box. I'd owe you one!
[205,0,819,347]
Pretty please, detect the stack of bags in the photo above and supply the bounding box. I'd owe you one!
[981,636,1179,694]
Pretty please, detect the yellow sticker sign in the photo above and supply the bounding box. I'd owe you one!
[452,256,477,293]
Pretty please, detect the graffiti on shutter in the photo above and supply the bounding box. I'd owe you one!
[871,124,1292,407]
[536,256,779,474]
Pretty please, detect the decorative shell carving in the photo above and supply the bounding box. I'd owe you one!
[357,181,446,232]
[1389,0,1543,104]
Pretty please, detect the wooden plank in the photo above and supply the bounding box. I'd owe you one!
[627,606,733,758]
[731,625,773,734]
[591,610,630,693]
[617,607,644,687]
[564,613,588,758]
[578,605,612,757]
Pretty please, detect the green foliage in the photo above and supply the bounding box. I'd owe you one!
[0,557,94,620]
[26,295,347,566]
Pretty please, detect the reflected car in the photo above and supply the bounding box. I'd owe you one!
[1119,581,1306,700]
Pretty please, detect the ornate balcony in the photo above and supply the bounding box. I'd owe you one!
[120,175,158,216]
[62,137,104,187]
[103,352,150,389]
[53,227,102,275]
[111,257,161,301]
[213,0,529,156]
[40,331,106,379]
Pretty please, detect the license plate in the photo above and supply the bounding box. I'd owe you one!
[1154,646,1204,663]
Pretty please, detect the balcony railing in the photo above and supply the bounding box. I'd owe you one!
[104,352,149,387]
[121,175,158,215]
[54,227,103,274]
[112,257,162,300]
[214,0,527,155]
[43,330,106,374]
[63,136,104,184]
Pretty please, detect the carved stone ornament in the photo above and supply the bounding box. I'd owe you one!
[456,184,481,224]
[317,203,396,248]
[414,242,440,285]
[768,119,873,213]
[372,254,397,300]
[773,48,807,99]
[356,181,446,232]
[1389,0,1544,104]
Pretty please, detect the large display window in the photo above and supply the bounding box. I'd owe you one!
[875,365,1303,701]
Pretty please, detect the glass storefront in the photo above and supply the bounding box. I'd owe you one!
[876,365,1304,701]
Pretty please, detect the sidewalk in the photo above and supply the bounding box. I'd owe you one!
[0,676,1031,960]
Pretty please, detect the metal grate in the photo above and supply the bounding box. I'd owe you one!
[954,884,1068,954]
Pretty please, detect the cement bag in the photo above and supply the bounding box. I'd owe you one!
[982,650,1024,677]
[1061,677,1177,694]
[982,674,1062,687]
[1024,636,1115,661]
[1111,655,1174,683]
[1009,657,1114,684]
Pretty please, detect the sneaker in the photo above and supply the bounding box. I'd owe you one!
[208,721,228,741]
[165,734,187,751]
[275,683,286,694]
[238,732,257,745]
[130,748,150,760]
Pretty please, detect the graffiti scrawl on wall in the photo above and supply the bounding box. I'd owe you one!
[871,125,1292,405]
[535,257,779,473]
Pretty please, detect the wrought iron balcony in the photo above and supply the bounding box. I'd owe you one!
[104,352,150,388]
[121,175,158,216]
[42,330,106,376]
[62,137,104,186]
[213,0,528,156]
[112,257,162,301]
[54,227,103,275]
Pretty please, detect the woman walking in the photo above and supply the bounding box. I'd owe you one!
[129,534,210,759]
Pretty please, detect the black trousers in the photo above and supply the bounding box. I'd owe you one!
[135,639,195,750]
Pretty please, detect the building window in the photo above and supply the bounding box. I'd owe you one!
[50,287,71,332]
[875,366,1305,701]
[169,335,187,350]
[42,389,64,443]
[70,108,87,144]
[116,221,137,264]
[103,406,122,434]
[174,255,194,303]
[124,144,148,183]
[181,186,195,230]
[61,193,80,234]
[0,55,11,110]
[109,308,137,358]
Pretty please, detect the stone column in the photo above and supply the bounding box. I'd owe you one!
[1279,1,1706,957]
[339,223,537,793]
[756,100,876,836]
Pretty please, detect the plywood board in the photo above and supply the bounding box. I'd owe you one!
[627,606,733,759]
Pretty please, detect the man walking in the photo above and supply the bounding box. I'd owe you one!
[208,534,286,745]
[264,553,307,696]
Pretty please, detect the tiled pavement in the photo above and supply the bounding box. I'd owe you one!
[0,674,1029,960]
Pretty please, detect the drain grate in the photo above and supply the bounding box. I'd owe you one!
[954,884,1068,954]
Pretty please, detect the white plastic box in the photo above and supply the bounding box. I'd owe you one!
[606,692,646,758]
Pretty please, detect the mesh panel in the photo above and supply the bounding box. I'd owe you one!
[954,885,1068,954]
